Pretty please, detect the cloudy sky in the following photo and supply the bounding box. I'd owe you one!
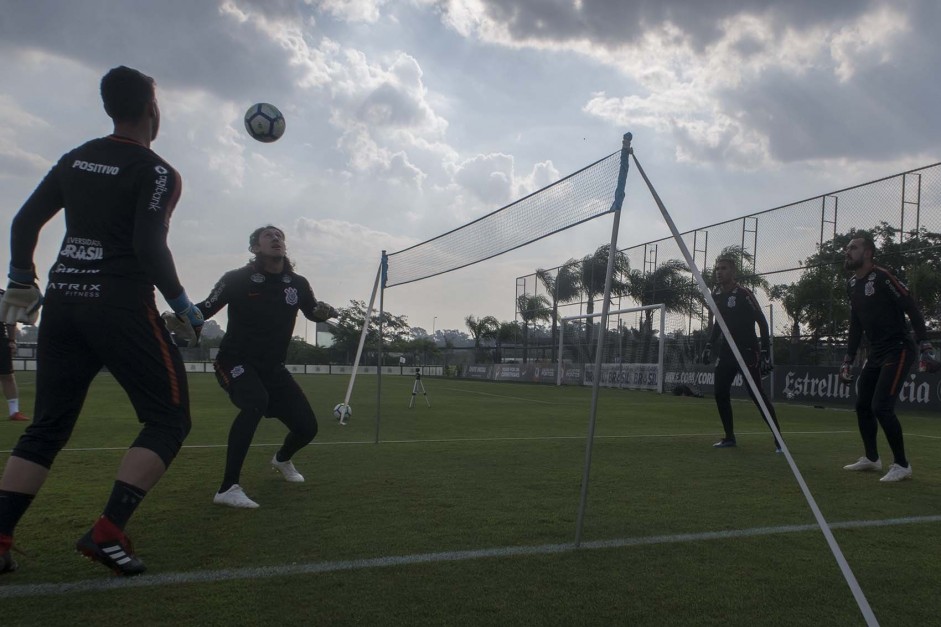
[1,0,938,339]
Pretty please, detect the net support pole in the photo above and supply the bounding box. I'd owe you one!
[630,150,879,627]
[768,304,775,401]
[342,258,382,426]
[375,252,388,444]
[657,305,666,394]
[556,323,565,386]
[574,132,632,548]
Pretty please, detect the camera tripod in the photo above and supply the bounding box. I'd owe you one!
[409,368,431,408]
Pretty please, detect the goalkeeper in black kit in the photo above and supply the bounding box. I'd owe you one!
[0,66,202,576]
[701,256,782,451]
[167,226,337,508]
[839,236,936,482]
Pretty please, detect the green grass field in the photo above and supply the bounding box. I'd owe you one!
[1,371,940,626]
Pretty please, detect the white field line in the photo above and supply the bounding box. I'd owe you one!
[1,514,939,599]
[1,429,870,454]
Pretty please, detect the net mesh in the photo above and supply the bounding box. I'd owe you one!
[385,151,622,287]
[518,162,941,370]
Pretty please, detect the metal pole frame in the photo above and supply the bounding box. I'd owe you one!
[574,132,632,547]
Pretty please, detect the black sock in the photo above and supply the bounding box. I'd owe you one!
[102,481,147,530]
[0,490,35,537]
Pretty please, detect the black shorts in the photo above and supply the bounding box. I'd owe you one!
[213,356,317,427]
[12,301,191,467]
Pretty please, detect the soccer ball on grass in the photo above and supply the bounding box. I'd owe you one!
[333,403,352,425]
[244,103,285,143]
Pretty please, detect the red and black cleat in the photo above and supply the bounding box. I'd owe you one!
[76,517,146,576]
[0,534,18,574]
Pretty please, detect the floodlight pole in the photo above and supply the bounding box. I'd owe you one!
[574,132,632,548]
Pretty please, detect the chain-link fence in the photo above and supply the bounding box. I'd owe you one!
[516,162,941,367]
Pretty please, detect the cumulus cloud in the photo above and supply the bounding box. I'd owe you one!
[424,0,937,166]
[293,216,417,258]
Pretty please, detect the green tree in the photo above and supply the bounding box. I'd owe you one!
[494,320,521,364]
[329,300,412,365]
[516,293,551,363]
[578,244,631,352]
[536,261,582,363]
[465,314,498,362]
[627,259,701,330]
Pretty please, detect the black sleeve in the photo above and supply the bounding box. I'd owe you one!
[10,164,65,279]
[745,289,771,352]
[886,273,928,343]
[132,164,185,301]
[195,272,232,320]
[298,276,320,321]
[846,283,861,359]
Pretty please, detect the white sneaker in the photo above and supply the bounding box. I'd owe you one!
[879,463,912,482]
[213,484,259,508]
[271,455,305,483]
[843,457,882,471]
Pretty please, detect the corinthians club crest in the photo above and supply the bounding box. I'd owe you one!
[284,287,298,306]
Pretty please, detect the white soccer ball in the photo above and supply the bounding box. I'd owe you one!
[244,103,286,143]
[333,403,352,424]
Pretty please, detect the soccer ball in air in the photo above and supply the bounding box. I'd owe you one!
[333,403,352,424]
[244,103,285,143]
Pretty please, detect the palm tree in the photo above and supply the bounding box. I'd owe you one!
[494,320,521,364]
[517,293,552,363]
[578,244,631,352]
[625,258,701,363]
[536,261,582,362]
[627,258,700,331]
[465,314,498,363]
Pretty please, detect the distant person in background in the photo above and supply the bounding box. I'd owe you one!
[168,226,336,509]
[701,256,781,451]
[839,236,935,482]
[0,65,202,577]
[0,315,29,421]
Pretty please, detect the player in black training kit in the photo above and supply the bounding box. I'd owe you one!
[178,226,336,508]
[701,256,781,451]
[0,66,203,576]
[839,236,934,482]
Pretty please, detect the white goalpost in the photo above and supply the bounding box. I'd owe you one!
[556,304,666,393]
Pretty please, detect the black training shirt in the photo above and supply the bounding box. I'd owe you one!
[846,265,926,360]
[198,264,320,366]
[11,135,185,308]
[708,284,770,354]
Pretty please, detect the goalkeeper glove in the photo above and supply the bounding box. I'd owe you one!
[0,266,43,325]
[838,355,854,384]
[759,350,774,376]
[311,300,338,323]
[919,341,940,374]
[164,292,204,347]
[700,343,712,365]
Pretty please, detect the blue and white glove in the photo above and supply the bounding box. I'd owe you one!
[0,266,43,325]
[162,291,204,347]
